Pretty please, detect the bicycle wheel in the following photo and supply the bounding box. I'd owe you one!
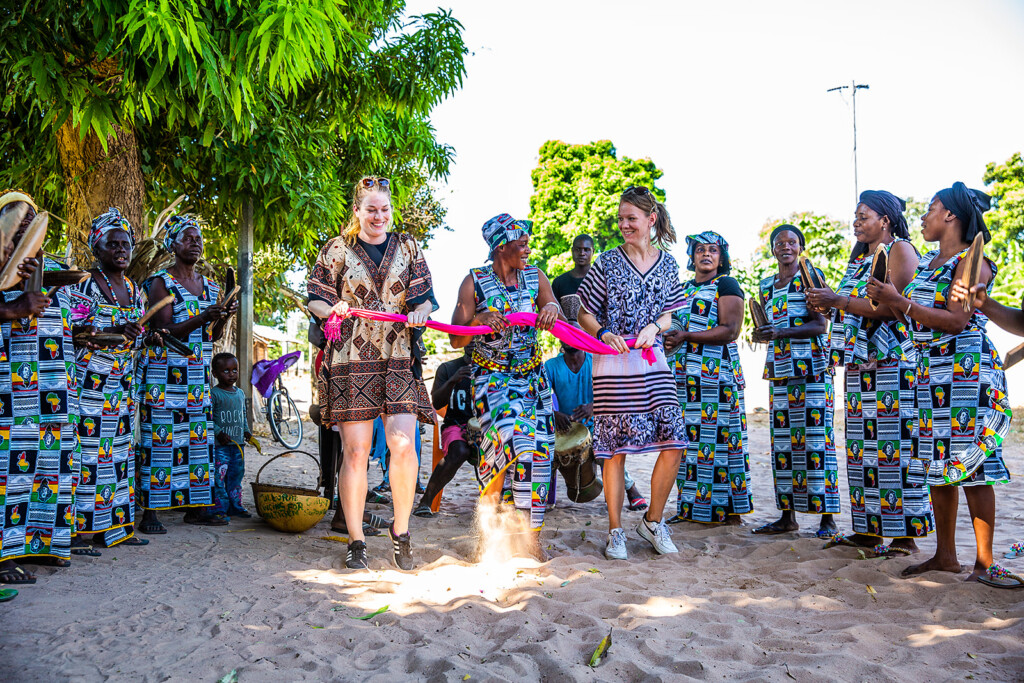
[267,389,303,448]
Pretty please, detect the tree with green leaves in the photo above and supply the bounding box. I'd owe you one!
[733,212,851,339]
[982,153,1024,305]
[0,1,466,312]
[527,140,666,275]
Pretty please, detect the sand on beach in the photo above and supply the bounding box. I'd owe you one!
[5,388,1024,682]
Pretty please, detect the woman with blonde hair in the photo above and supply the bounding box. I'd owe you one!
[307,177,436,571]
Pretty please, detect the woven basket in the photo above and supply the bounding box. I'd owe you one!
[251,451,330,533]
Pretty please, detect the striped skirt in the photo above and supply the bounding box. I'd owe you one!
[592,346,687,459]
[769,373,840,514]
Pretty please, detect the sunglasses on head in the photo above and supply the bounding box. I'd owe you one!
[361,177,390,190]
[622,185,652,197]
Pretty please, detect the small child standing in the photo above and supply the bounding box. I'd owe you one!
[211,352,253,518]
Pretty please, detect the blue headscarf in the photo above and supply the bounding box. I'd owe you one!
[163,214,204,252]
[935,182,992,244]
[685,230,731,274]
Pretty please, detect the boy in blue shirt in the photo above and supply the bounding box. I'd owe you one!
[211,352,252,518]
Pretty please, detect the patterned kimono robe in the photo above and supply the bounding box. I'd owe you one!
[903,249,1011,486]
[68,276,145,545]
[671,275,753,522]
[308,233,435,424]
[757,270,840,514]
[0,282,79,561]
[829,239,933,539]
[139,271,219,510]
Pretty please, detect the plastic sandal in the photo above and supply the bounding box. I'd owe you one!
[627,495,649,512]
[0,565,36,585]
[1003,541,1024,560]
[0,588,17,602]
[977,563,1024,589]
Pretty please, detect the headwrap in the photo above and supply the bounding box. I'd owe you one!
[89,207,135,253]
[163,214,204,252]
[0,189,37,212]
[858,190,909,239]
[685,230,731,274]
[935,181,992,244]
[770,224,805,249]
[482,213,532,257]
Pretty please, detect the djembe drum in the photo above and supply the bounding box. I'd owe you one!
[554,422,602,503]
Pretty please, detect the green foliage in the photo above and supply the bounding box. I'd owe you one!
[984,153,1024,306]
[0,0,466,308]
[734,212,851,340]
[527,140,665,275]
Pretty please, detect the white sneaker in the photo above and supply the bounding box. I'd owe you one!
[636,516,678,555]
[605,527,628,560]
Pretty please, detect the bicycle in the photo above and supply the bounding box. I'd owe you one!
[251,350,304,449]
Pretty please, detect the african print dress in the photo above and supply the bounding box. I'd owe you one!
[671,275,753,522]
[829,240,933,539]
[308,234,435,424]
[757,271,840,514]
[0,284,79,561]
[578,247,688,459]
[139,271,219,510]
[903,249,1011,487]
[469,265,554,530]
[68,276,145,545]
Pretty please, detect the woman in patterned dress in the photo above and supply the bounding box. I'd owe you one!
[867,183,1013,586]
[664,231,752,526]
[449,214,559,561]
[307,177,435,571]
[807,191,933,557]
[68,209,158,551]
[577,186,688,561]
[139,215,236,534]
[752,225,840,537]
[0,192,62,585]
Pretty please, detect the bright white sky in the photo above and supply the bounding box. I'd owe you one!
[407,0,1024,316]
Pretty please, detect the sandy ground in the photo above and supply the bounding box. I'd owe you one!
[5,373,1024,682]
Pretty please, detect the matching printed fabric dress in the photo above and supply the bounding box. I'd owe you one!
[903,249,1011,487]
[68,276,145,546]
[578,247,688,458]
[139,271,219,510]
[757,271,840,515]
[829,240,934,539]
[0,283,79,561]
[671,275,753,522]
[469,265,554,530]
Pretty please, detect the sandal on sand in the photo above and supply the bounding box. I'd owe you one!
[814,527,838,539]
[184,512,229,526]
[1004,541,1024,560]
[753,521,797,535]
[366,489,391,505]
[978,564,1024,589]
[71,539,102,557]
[665,514,686,525]
[627,495,649,512]
[822,533,861,549]
[138,520,167,535]
[412,504,436,519]
[365,512,389,529]
[332,522,381,537]
[872,544,913,558]
[0,588,17,602]
[118,536,150,547]
[0,565,36,585]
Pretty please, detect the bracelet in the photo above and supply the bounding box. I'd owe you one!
[542,301,560,312]
[596,326,609,341]
[904,300,912,317]
[841,295,850,311]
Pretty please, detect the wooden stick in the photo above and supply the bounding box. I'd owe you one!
[0,212,48,291]
[138,294,176,325]
[959,233,985,313]
[1004,341,1024,370]
[221,285,241,307]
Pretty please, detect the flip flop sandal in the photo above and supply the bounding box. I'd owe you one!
[872,544,913,558]
[977,564,1024,590]
[331,522,381,537]
[665,514,687,525]
[0,566,36,585]
[118,536,150,547]
[365,512,389,529]
[139,520,167,535]
[365,490,391,505]
[753,521,796,535]
[814,527,839,539]
[822,533,861,549]
[70,542,102,557]
[0,588,17,602]
[1003,541,1024,560]
[412,505,436,519]
[627,495,649,512]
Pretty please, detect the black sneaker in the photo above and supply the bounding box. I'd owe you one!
[346,540,368,570]
[388,524,414,570]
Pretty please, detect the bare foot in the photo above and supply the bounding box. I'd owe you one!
[964,561,989,582]
[752,517,799,535]
[817,515,838,536]
[888,538,920,554]
[900,556,965,578]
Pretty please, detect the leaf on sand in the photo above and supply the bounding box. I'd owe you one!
[967,653,977,659]
[320,535,349,543]
[351,605,389,620]
[463,676,471,680]
[218,671,238,683]
[561,580,570,587]
[330,606,345,611]
[856,549,866,560]
[866,585,877,602]
[587,568,600,573]
[581,530,586,540]
[588,627,613,667]
[585,521,591,526]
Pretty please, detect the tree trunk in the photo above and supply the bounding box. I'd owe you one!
[55,119,145,267]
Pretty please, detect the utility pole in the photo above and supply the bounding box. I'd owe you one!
[237,197,255,423]
[827,80,869,205]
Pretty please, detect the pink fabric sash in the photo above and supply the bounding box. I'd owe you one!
[323,308,656,364]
